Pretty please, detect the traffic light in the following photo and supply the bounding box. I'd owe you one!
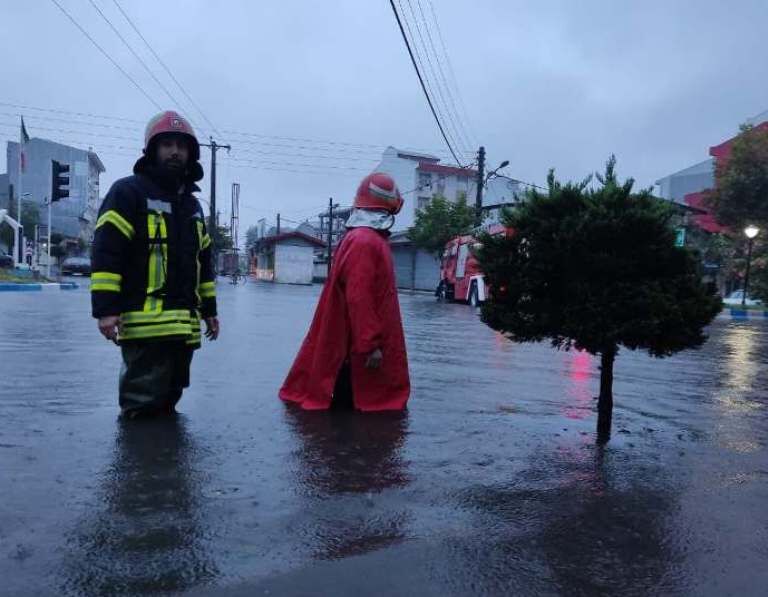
[51,160,70,202]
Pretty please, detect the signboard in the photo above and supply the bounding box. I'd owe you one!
[675,227,686,247]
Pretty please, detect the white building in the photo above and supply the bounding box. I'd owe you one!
[374,146,522,231]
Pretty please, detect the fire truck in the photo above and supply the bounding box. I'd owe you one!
[435,223,512,307]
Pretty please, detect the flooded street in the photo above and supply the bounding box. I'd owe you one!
[1,281,767,596]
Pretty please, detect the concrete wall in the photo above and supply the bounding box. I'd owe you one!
[6,139,104,240]
[275,242,315,284]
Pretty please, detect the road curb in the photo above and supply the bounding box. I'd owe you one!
[0,282,78,292]
[717,308,768,320]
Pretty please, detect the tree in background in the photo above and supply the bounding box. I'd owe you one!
[706,124,768,300]
[707,124,768,229]
[408,193,476,257]
[212,224,234,252]
[478,157,721,443]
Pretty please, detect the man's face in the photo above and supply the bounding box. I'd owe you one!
[154,134,190,172]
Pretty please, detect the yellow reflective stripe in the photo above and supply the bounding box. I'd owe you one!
[121,309,190,325]
[144,211,168,313]
[92,283,120,292]
[96,210,135,240]
[92,272,122,282]
[119,322,191,341]
[186,312,202,346]
[91,271,122,292]
[201,234,211,250]
[119,308,191,341]
[199,281,216,299]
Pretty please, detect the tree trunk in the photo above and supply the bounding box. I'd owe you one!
[597,347,616,444]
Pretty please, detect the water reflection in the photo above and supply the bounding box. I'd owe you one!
[448,445,681,595]
[714,326,766,453]
[60,417,217,596]
[563,350,594,420]
[286,408,410,560]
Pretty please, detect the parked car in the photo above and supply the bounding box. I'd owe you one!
[0,250,13,269]
[61,256,92,276]
[723,289,763,307]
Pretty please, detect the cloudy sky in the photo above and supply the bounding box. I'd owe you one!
[2,0,767,238]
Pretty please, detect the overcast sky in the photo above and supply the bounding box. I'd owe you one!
[2,0,767,238]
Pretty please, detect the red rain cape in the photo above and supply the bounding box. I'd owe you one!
[279,226,410,411]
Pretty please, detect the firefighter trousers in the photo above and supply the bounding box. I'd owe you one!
[119,341,194,415]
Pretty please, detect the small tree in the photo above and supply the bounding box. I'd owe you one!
[707,124,768,230]
[408,194,476,257]
[478,157,721,442]
[245,225,260,249]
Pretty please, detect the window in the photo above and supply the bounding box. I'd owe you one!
[417,196,431,211]
[418,172,432,190]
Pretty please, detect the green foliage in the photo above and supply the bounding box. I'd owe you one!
[478,156,722,358]
[1,200,40,249]
[408,195,476,257]
[707,124,768,229]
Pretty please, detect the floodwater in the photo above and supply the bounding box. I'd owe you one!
[1,281,766,596]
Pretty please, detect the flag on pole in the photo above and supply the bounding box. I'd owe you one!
[20,117,30,172]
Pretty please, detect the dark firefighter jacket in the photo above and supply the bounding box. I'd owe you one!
[90,172,216,348]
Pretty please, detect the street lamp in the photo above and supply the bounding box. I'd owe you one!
[742,225,760,307]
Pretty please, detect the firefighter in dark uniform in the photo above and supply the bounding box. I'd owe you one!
[91,110,219,418]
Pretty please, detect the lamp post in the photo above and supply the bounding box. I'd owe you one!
[743,225,759,306]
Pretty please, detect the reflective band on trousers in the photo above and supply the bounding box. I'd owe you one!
[95,210,135,240]
[119,309,191,341]
[144,211,168,313]
[91,271,121,292]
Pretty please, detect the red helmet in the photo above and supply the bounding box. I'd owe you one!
[143,110,200,160]
[353,172,404,215]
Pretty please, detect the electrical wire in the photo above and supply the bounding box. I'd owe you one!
[414,0,474,152]
[48,0,163,110]
[388,0,463,166]
[404,0,467,155]
[87,0,198,128]
[112,0,225,140]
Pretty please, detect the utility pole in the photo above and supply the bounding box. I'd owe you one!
[475,146,485,227]
[276,213,281,235]
[200,138,231,261]
[327,197,334,276]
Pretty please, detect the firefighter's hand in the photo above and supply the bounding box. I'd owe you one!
[204,317,220,341]
[365,348,383,369]
[98,315,121,342]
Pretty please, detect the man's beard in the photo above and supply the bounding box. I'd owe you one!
[161,158,186,174]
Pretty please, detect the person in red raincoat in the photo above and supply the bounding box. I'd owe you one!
[279,172,410,411]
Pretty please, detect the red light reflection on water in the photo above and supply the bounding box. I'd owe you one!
[563,350,593,420]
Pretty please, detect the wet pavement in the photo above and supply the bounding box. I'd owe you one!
[1,279,767,596]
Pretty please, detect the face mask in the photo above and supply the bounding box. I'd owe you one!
[345,209,395,231]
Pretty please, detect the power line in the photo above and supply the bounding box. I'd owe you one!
[86,0,197,127]
[414,0,474,152]
[111,0,225,140]
[48,0,162,110]
[404,0,468,155]
[0,99,472,159]
[388,0,463,166]
[427,0,478,148]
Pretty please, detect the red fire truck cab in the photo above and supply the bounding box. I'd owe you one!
[435,223,512,307]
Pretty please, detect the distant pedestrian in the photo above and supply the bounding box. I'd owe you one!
[280,172,410,411]
[91,111,219,418]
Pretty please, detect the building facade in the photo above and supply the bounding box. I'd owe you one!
[249,230,325,285]
[5,138,105,240]
[374,146,523,231]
